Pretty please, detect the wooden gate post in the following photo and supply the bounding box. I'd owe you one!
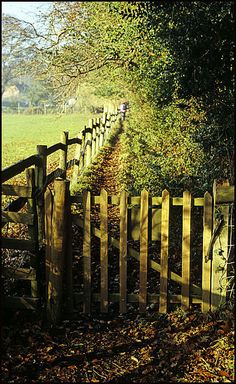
[211,179,230,311]
[46,179,70,323]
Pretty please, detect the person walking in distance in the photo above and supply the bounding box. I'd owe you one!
[119,102,127,121]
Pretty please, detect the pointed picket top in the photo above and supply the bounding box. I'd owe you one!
[101,188,108,196]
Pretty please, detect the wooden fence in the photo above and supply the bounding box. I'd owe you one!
[1,109,121,311]
[45,180,234,322]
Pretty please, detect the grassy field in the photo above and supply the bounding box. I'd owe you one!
[2,112,96,168]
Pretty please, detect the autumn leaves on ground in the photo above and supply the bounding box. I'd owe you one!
[2,134,234,383]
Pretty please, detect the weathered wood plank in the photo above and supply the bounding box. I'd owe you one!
[2,155,39,183]
[59,131,69,179]
[83,190,91,314]
[181,190,191,309]
[3,296,39,310]
[1,212,34,225]
[45,188,53,304]
[73,292,202,305]
[67,137,82,146]
[159,189,170,313]
[211,180,230,310]
[202,191,213,312]
[1,238,36,251]
[26,168,38,299]
[72,133,82,185]
[2,185,33,197]
[46,143,64,156]
[100,189,109,313]
[215,185,234,204]
[120,191,128,313]
[86,120,92,166]
[72,214,202,296]
[139,190,149,313]
[47,179,70,323]
[35,145,47,245]
[2,267,36,280]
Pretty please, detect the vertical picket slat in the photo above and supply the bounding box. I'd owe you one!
[211,180,230,310]
[120,190,128,313]
[139,189,149,313]
[202,191,213,312]
[100,189,108,312]
[181,190,191,309]
[159,189,170,313]
[83,190,91,313]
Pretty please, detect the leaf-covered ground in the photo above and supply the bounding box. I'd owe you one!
[1,307,234,383]
[2,128,235,383]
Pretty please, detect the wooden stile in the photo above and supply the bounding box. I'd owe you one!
[120,191,128,313]
[100,189,109,313]
[139,190,149,312]
[159,189,170,313]
[202,191,213,312]
[181,190,191,309]
[83,190,91,313]
[211,180,230,310]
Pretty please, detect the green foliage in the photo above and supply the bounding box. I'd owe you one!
[119,97,231,195]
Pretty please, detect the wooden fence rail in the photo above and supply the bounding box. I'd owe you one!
[2,108,122,312]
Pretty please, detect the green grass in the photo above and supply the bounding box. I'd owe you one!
[1,112,96,168]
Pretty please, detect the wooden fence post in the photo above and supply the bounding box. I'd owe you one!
[100,188,108,313]
[26,168,39,298]
[91,119,96,159]
[211,179,230,311]
[104,113,111,142]
[46,179,70,323]
[86,120,92,167]
[83,190,91,313]
[202,191,213,312]
[181,190,191,309]
[35,144,47,245]
[159,189,170,313]
[72,133,82,185]
[139,189,149,313]
[96,118,101,154]
[120,190,128,313]
[59,131,69,179]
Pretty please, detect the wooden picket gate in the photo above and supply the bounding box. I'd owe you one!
[45,179,234,322]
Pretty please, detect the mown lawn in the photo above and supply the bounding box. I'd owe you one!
[2,112,96,168]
